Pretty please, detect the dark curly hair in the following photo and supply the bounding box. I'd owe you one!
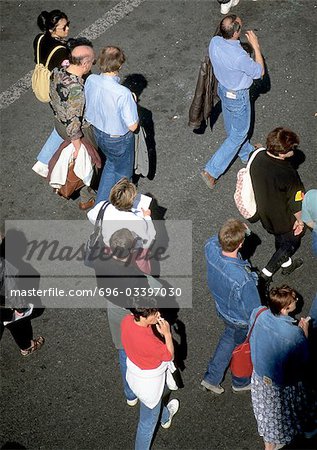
[37,10,68,32]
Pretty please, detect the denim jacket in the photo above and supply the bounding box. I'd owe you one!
[249,307,309,386]
[205,236,260,327]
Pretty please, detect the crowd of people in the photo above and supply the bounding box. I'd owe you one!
[1,4,316,450]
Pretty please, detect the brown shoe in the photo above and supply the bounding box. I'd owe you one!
[21,336,45,357]
[201,170,217,189]
[78,198,95,210]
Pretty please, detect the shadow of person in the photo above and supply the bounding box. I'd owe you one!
[122,74,157,181]
[152,283,186,387]
[172,319,187,376]
[4,229,44,315]
[291,291,304,317]
[143,194,168,278]
[239,232,262,262]
[209,100,222,132]
[289,148,306,170]
[249,56,271,139]
[1,443,26,449]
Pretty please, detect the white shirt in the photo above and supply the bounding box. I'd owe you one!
[87,201,156,248]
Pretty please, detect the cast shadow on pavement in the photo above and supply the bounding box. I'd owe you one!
[1,443,26,449]
[145,195,187,383]
[122,74,157,182]
[2,230,44,317]
[290,148,306,170]
[239,231,262,262]
[248,55,271,139]
[145,194,168,278]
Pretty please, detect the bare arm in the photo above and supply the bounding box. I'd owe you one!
[298,317,310,338]
[293,211,304,236]
[245,30,265,76]
[128,121,139,132]
[156,318,174,359]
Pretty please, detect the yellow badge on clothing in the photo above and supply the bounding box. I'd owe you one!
[295,190,304,201]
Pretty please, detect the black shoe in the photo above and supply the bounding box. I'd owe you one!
[281,258,303,276]
[258,273,272,304]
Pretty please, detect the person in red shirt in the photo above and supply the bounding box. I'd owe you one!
[121,298,179,450]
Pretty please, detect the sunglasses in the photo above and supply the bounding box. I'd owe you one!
[55,21,70,32]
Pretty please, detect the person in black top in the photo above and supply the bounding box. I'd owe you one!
[93,228,150,406]
[250,127,305,287]
[32,10,71,177]
[33,9,70,71]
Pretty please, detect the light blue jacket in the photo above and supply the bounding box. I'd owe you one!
[205,236,260,327]
[250,307,309,386]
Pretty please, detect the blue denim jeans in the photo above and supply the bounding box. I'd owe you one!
[204,320,251,388]
[93,127,135,203]
[135,397,170,450]
[37,128,64,164]
[205,84,253,179]
[118,349,137,401]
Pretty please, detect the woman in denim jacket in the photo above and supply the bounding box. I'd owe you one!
[249,286,310,450]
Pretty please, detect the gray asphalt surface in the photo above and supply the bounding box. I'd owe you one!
[1,1,316,449]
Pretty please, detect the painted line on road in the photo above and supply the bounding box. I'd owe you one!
[0,0,145,111]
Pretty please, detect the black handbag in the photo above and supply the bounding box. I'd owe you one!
[84,201,110,267]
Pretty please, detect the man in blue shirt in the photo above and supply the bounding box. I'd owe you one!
[201,219,261,394]
[201,15,264,189]
[302,189,317,257]
[85,46,139,203]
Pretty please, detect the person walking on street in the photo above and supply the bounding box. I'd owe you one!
[250,127,305,288]
[92,228,151,406]
[250,286,311,450]
[49,37,97,210]
[32,9,70,177]
[121,298,179,450]
[201,219,261,394]
[302,189,317,257]
[201,15,264,189]
[84,46,139,203]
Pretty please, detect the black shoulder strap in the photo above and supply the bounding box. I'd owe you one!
[95,201,110,223]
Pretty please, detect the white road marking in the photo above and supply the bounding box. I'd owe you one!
[0,0,145,111]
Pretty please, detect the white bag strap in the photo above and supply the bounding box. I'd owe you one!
[246,147,266,170]
[36,34,45,64]
[45,45,65,68]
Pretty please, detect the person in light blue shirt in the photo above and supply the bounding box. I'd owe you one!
[85,46,139,203]
[201,14,264,190]
[302,189,317,256]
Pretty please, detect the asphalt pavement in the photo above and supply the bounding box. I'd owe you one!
[1,1,316,449]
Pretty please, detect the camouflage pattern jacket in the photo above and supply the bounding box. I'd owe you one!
[50,68,85,140]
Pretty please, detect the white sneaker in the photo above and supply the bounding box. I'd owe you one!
[126,398,138,407]
[232,383,251,393]
[200,379,224,394]
[220,0,233,14]
[161,399,180,429]
[220,0,239,14]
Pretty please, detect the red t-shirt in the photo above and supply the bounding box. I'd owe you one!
[121,315,172,369]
